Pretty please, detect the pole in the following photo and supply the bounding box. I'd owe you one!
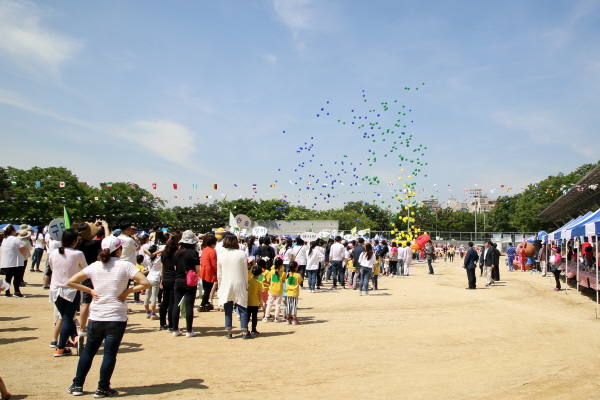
[594,235,598,319]
[565,240,569,295]
[576,237,580,303]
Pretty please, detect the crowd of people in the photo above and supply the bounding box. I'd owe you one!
[2,219,595,399]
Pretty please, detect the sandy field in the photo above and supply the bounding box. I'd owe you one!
[2,257,600,400]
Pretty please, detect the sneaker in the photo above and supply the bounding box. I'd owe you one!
[242,333,253,339]
[273,318,280,323]
[50,339,57,348]
[94,388,118,398]
[359,291,363,296]
[554,287,560,291]
[292,319,300,325]
[14,293,25,298]
[150,313,159,320]
[285,319,292,325]
[54,348,73,357]
[30,269,35,272]
[134,301,144,304]
[167,328,174,333]
[226,333,233,339]
[262,317,268,322]
[68,383,84,396]
[146,312,152,319]
[251,331,260,337]
[173,330,183,337]
[66,340,77,348]
[364,292,370,296]
[186,331,198,337]
[20,281,27,287]
[159,325,168,331]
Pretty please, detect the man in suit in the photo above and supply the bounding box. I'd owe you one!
[479,240,496,287]
[463,242,478,289]
[492,242,501,282]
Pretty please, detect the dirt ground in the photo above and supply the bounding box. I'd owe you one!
[2,257,600,400]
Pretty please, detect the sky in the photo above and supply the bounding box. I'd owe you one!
[1,0,599,211]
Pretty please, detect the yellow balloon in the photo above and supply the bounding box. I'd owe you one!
[408,175,412,179]
[401,169,405,172]
[411,212,415,215]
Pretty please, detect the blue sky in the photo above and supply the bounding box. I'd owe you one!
[1,0,599,210]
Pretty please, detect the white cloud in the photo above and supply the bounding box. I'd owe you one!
[0,0,82,77]
[491,110,599,158]
[116,120,197,166]
[273,0,315,31]
[263,54,278,64]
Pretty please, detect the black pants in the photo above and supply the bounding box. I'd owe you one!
[389,261,398,275]
[201,280,214,307]
[427,258,434,274]
[159,284,174,328]
[467,268,477,289]
[4,266,25,294]
[172,283,197,332]
[553,269,562,289]
[248,305,259,333]
[316,263,323,288]
[297,265,306,286]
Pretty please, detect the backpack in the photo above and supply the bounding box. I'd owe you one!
[186,270,198,287]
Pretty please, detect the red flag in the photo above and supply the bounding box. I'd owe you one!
[173,183,178,189]
[152,183,157,189]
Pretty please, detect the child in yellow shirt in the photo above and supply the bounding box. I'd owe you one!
[263,258,286,322]
[285,261,303,325]
[256,259,270,317]
[248,265,263,336]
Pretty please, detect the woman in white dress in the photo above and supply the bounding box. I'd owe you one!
[403,244,413,276]
[217,234,251,339]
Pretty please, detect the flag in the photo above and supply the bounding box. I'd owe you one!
[142,196,147,202]
[130,183,136,189]
[11,181,17,186]
[229,211,239,232]
[188,196,192,200]
[173,183,178,189]
[213,184,217,190]
[351,227,357,236]
[82,182,88,186]
[59,182,65,188]
[35,181,41,188]
[63,206,71,229]
[192,184,198,189]
[152,183,157,189]
[94,197,99,201]
[128,197,133,202]
[106,182,113,189]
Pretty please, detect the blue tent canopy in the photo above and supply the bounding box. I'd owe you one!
[550,212,592,240]
[567,208,600,238]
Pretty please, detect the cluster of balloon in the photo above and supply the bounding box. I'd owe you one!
[280,84,429,210]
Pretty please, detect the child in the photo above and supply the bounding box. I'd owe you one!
[263,258,286,322]
[257,259,270,317]
[133,255,147,304]
[144,252,162,320]
[248,265,263,336]
[373,256,380,290]
[285,261,303,325]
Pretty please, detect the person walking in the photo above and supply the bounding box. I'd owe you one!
[48,229,88,357]
[506,242,516,272]
[550,247,563,291]
[217,234,252,339]
[329,236,346,289]
[352,238,365,289]
[31,225,46,272]
[159,238,178,332]
[1,225,26,297]
[198,235,217,312]
[171,231,200,337]
[358,243,376,296]
[479,241,496,287]
[305,240,324,293]
[425,240,435,275]
[463,242,479,289]
[66,236,150,397]
[402,243,413,276]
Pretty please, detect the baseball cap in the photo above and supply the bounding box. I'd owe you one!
[101,236,126,253]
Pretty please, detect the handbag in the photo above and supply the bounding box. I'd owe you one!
[186,269,198,287]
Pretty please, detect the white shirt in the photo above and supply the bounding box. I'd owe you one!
[358,252,376,269]
[48,248,87,302]
[119,235,138,265]
[48,238,61,254]
[306,246,324,270]
[145,256,163,283]
[292,244,308,265]
[330,242,345,261]
[1,236,24,268]
[280,247,293,265]
[403,247,413,265]
[33,232,46,249]
[83,258,139,322]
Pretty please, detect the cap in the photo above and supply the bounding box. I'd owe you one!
[101,236,126,253]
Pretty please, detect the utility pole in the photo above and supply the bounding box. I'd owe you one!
[469,188,481,242]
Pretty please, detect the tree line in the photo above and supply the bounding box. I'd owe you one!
[1,162,597,233]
